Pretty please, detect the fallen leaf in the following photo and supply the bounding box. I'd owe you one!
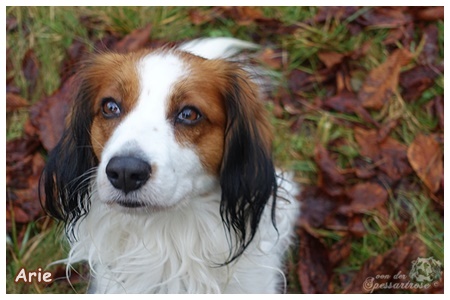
[357,7,411,28]
[399,65,441,102]
[114,24,152,53]
[220,6,264,25]
[22,49,40,97]
[6,93,29,113]
[348,215,367,237]
[29,76,77,152]
[6,135,45,231]
[343,234,427,293]
[323,92,379,127]
[353,158,377,179]
[434,96,443,130]
[318,51,345,69]
[411,6,444,21]
[289,69,313,93]
[358,48,413,110]
[314,7,359,23]
[299,186,339,229]
[379,136,412,182]
[329,237,352,267]
[314,143,346,196]
[377,119,399,142]
[256,48,283,69]
[407,134,443,193]
[355,128,411,182]
[338,182,388,215]
[188,8,215,25]
[419,24,439,65]
[60,39,88,82]
[298,229,333,293]
[354,128,379,160]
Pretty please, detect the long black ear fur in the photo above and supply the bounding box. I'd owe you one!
[40,81,98,239]
[220,70,277,264]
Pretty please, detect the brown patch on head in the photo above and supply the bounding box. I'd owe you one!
[169,51,273,175]
[79,50,148,159]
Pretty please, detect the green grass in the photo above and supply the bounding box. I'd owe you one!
[6,6,444,294]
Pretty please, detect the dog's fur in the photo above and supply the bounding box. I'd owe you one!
[42,38,300,293]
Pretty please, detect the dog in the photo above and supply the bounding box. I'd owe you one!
[42,37,300,293]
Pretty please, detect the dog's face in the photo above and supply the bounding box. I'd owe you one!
[43,47,276,262]
[87,51,231,210]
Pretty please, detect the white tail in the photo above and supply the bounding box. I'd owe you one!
[178,37,259,60]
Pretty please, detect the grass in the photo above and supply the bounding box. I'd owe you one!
[6,6,444,294]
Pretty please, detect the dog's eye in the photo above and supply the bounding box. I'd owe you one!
[176,107,202,125]
[101,98,121,118]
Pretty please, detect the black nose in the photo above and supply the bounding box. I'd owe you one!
[106,156,151,194]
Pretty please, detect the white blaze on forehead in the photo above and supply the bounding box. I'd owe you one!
[136,52,188,117]
[100,51,189,159]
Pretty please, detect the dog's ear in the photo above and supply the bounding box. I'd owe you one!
[219,67,277,264]
[41,77,98,236]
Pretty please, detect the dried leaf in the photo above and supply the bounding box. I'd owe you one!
[357,7,411,28]
[339,182,388,215]
[318,51,345,69]
[348,215,367,237]
[355,128,411,182]
[420,24,439,65]
[60,39,88,82]
[315,143,346,196]
[6,135,45,231]
[314,7,359,23]
[299,186,339,229]
[323,92,379,127]
[188,8,215,25]
[358,48,412,110]
[353,158,377,179]
[256,48,283,69]
[22,49,40,97]
[354,128,379,160]
[434,96,444,130]
[399,65,440,102]
[344,234,427,293]
[298,229,333,293]
[379,136,412,182]
[407,134,443,193]
[329,237,352,267]
[6,93,29,113]
[411,7,444,21]
[29,76,76,151]
[220,6,264,25]
[114,24,152,53]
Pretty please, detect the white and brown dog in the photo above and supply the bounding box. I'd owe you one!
[42,38,300,293]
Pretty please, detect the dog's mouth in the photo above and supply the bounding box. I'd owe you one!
[116,200,146,208]
[106,199,178,213]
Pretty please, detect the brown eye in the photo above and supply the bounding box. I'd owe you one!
[101,98,121,118]
[176,106,202,125]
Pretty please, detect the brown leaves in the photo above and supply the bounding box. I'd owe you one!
[354,127,412,182]
[344,234,427,293]
[6,133,45,230]
[114,24,152,53]
[407,134,443,193]
[22,49,40,97]
[298,229,333,293]
[358,49,412,110]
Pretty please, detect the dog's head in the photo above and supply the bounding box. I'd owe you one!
[42,47,277,262]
